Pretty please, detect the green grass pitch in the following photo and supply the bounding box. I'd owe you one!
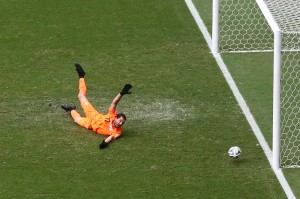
[0,0,293,198]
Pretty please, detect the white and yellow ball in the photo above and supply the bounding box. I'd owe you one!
[228,146,242,158]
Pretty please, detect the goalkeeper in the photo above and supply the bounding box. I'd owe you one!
[61,63,132,149]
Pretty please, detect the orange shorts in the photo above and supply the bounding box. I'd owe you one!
[76,99,103,130]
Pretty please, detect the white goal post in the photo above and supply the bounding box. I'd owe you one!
[212,0,300,169]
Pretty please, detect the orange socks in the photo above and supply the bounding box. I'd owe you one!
[71,110,80,120]
[79,78,87,96]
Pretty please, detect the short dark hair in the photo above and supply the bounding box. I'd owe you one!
[117,112,126,121]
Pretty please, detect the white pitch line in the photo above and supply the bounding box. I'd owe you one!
[184,0,296,199]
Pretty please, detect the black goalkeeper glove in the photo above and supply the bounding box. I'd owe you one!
[99,140,108,149]
[120,84,132,96]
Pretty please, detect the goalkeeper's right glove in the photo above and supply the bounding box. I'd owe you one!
[120,84,132,96]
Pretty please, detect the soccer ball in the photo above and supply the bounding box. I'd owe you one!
[228,146,242,158]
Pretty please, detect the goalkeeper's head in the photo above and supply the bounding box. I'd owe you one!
[114,113,127,128]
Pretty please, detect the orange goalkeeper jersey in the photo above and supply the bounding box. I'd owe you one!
[91,108,122,140]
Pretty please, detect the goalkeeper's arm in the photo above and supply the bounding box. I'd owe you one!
[99,135,114,149]
[109,84,132,109]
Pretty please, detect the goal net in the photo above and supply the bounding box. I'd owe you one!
[218,0,273,52]
[213,0,300,168]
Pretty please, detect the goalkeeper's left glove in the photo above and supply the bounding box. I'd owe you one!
[99,140,108,149]
[120,84,132,96]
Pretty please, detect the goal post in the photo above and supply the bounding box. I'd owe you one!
[212,0,220,54]
[256,0,282,170]
[272,30,282,170]
[212,0,300,169]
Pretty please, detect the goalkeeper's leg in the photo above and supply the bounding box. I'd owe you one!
[79,78,87,96]
[71,110,92,129]
[75,63,87,96]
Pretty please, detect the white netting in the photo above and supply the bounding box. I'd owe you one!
[280,32,300,168]
[219,0,273,52]
[264,0,300,33]
[217,0,300,168]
